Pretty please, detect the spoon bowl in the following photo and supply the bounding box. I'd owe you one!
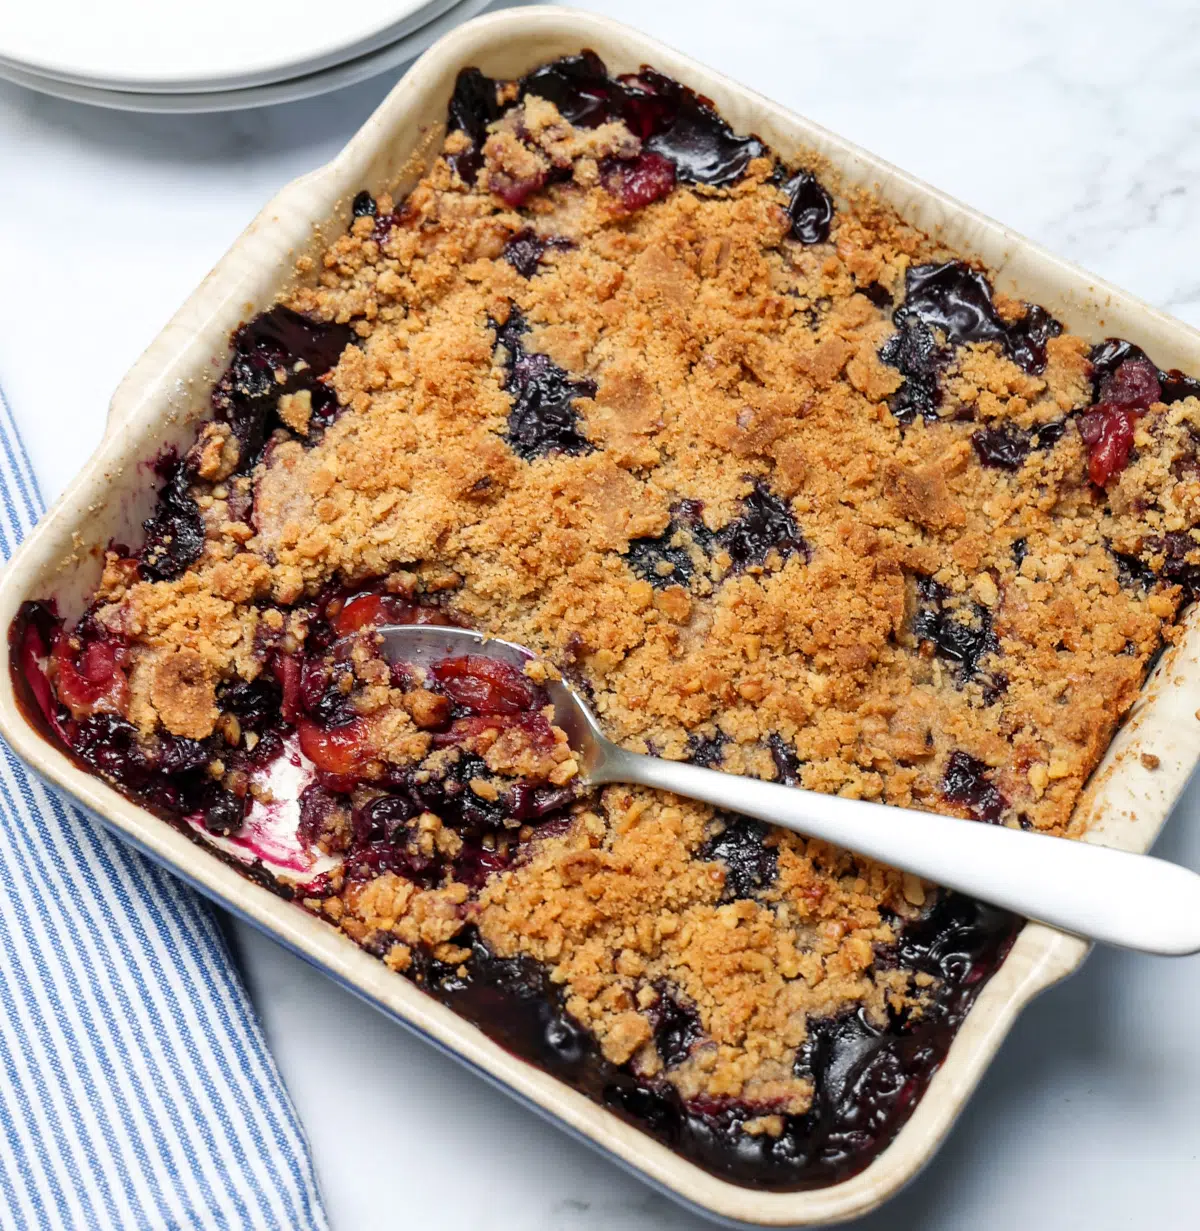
[376,623,614,777]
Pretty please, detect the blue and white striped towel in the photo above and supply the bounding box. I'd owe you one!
[0,385,329,1231]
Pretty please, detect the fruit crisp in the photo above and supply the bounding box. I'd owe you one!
[15,52,1200,1190]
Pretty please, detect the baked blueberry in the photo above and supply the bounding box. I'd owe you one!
[779,168,835,244]
[139,455,204,582]
[492,309,595,459]
[502,229,574,277]
[971,419,1064,470]
[911,575,998,684]
[650,985,704,1068]
[712,484,808,573]
[624,520,697,588]
[941,751,1006,824]
[701,812,778,899]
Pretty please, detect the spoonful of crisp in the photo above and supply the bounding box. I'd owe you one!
[379,623,1200,956]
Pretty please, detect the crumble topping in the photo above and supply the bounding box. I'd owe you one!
[21,53,1200,1180]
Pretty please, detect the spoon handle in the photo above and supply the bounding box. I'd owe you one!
[603,751,1200,955]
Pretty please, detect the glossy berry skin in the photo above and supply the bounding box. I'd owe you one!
[686,729,727,768]
[1078,357,1161,487]
[625,523,696,588]
[941,751,1006,824]
[502,229,573,277]
[217,676,282,732]
[768,733,803,786]
[492,308,595,459]
[430,654,542,715]
[649,986,704,1068]
[702,485,808,574]
[139,454,205,583]
[971,420,1065,470]
[1089,337,1200,405]
[209,305,352,472]
[600,151,676,210]
[514,53,769,189]
[779,169,835,244]
[1079,405,1138,487]
[445,66,503,185]
[878,316,947,424]
[910,575,998,686]
[700,813,778,899]
[880,262,1062,422]
[898,262,1061,373]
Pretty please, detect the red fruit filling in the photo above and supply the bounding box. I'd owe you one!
[430,654,541,715]
[488,168,548,209]
[432,711,557,752]
[1079,407,1137,487]
[329,592,417,636]
[273,652,304,724]
[51,627,130,720]
[601,151,676,211]
[296,717,371,778]
[1078,357,1161,487]
[15,603,70,741]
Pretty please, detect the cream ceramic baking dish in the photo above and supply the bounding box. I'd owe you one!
[2,7,1199,1226]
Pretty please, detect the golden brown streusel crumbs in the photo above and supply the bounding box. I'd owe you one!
[66,74,1200,1122]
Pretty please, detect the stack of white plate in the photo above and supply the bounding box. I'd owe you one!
[0,0,496,112]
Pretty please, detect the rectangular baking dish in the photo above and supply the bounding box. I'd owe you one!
[2,8,1199,1226]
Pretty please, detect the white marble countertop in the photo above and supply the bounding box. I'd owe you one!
[2,2,1200,1227]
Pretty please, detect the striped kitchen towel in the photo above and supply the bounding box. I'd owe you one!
[0,385,329,1231]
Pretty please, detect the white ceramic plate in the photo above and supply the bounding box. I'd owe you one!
[0,0,495,114]
[0,0,455,93]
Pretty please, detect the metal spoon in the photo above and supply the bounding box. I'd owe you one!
[379,624,1200,955]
